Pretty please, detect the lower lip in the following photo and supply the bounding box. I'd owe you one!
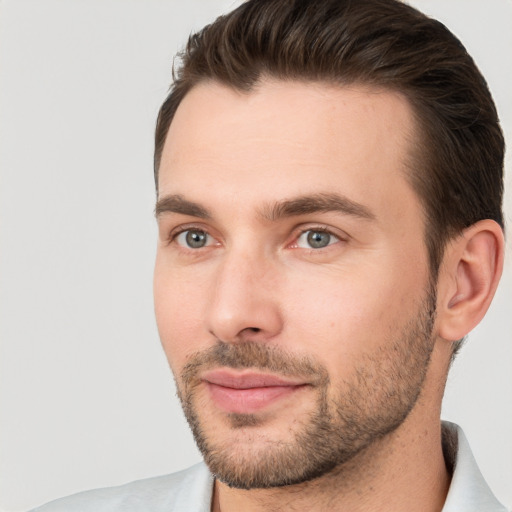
[206,382,305,414]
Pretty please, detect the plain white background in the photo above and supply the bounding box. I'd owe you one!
[0,1,510,510]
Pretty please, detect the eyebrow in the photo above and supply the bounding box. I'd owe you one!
[155,192,375,222]
[155,194,211,219]
[260,193,376,222]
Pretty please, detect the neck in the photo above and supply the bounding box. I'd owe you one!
[212,403,450,512]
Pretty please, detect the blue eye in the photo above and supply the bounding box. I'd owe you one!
[296,230,338,249]
[176,229,211,249]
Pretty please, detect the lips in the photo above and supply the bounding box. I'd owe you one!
[202,369,308,414]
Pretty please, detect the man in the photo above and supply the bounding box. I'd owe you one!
[33,0,507,510]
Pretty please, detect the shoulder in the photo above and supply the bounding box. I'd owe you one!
[30,462,213,512]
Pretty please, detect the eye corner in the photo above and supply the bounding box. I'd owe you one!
[293,227,343,250]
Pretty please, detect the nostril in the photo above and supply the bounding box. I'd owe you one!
[248,327,261,333]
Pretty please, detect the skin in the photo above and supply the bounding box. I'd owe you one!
[153,80,504,511]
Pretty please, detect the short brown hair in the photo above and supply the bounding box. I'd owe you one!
[154,0,504,278]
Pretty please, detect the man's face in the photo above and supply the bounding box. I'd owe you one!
[154,81,436,488]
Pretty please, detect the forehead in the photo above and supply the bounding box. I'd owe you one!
[158,80,421,226]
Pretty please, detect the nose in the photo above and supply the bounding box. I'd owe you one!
[205,248,283,343]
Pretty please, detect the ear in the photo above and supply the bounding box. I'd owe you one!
[437,219,504,341]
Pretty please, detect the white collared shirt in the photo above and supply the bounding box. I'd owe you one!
[32,422,507,512]
[442,422,507,511]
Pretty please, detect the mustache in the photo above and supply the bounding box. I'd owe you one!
[180,340,329,387]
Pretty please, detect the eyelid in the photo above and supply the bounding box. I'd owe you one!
[167,223,218,247]
[288,224,348,249]
[163,222,348,250]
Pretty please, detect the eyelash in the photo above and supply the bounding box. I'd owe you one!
[167,224,345,250]
[167,224,211,245]
[293,226,341,249]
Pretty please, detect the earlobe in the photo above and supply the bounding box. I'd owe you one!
[437,220,504,341]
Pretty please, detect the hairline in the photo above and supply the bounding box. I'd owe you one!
[154,76,443,279]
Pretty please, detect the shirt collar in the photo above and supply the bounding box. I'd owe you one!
[441,421,506,512]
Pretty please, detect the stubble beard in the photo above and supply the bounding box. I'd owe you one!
[175,287,437,490]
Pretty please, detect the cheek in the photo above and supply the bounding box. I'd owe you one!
[283,258,425,365]
[285,280,381,351]
[153,261,206,372]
